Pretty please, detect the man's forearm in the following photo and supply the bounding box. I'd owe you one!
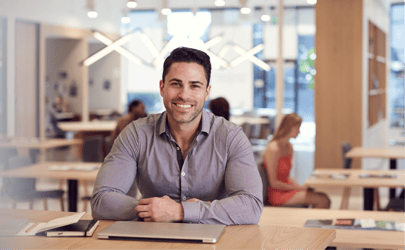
[181,193,263,225]
[91,187,138,220]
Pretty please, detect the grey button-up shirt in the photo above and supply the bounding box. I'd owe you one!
[91,109,263,225]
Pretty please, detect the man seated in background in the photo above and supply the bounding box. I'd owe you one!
[110,100,147,144]
[209,97,230,121]
[91,47,263,225]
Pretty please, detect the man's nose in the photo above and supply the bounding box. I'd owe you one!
[177,86,191,100]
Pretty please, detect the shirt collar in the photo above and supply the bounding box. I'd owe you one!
[158,109,211,137]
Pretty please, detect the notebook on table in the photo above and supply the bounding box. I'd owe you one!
[97,221,226,243]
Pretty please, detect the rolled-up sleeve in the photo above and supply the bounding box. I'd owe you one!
[182,128,263,225]
[91,123,140,220]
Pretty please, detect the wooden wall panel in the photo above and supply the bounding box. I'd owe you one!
[315,0,363,169]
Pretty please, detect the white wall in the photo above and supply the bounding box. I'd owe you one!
[362,0,390,170]
[88,43,121,111]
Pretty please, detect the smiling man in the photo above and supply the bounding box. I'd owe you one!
[91,47,263,225]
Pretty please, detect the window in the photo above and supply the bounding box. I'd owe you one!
[253,7,315,123]
[389,3,404,128]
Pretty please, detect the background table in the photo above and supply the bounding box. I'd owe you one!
[0,138,83,162]
[259,207,404,249]
[346,147,405,210]
[305,169,404,210]
[0,209,336,249]
[0,162,101,212]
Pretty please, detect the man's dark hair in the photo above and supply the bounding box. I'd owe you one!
[209,97,230,121]
[162,47,211,87]
[128,100,142,113]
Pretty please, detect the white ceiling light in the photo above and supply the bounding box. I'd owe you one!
[121,16,131,23]
[261,1,271,22]
[161,0,171,15]
[240,7,251,14]
[261,13,271,21]
[86,0,98,18]
[121,10,131,24]
[127,0,137,9]
[214,0,226,7]
[307,0,317,4]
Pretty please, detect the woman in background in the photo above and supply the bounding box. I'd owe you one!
[262,113,330,208]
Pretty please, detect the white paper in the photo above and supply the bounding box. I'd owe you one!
[360,219,376,228]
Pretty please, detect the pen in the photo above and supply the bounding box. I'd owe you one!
[25,222,39,233]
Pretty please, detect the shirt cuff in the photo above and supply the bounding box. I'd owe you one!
[181,201,200,223]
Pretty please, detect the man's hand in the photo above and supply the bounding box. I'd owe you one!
[135,195,184,222]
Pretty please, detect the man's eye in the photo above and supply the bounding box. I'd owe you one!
[191,85,200,89]
[171,82,180,86]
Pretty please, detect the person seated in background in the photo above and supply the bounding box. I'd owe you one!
[92,47,263,225]
[262,113,330,209]
[110,100,147,144]
[209,97,230,121]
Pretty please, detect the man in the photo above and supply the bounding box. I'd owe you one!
[91,47,263,225]
[110,100,147,144]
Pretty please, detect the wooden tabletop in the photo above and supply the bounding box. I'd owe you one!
[0,209,335,249]
[0,161,101,181]
[230,117,270,126]
[58,121,117,132]
[305,169,404,188]
[259,207,404,249]
[0,138,83,149]
[346,147,404,159]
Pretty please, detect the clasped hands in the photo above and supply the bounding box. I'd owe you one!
[135,195,209,222]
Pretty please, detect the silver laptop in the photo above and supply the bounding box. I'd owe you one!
[97,221,226,243]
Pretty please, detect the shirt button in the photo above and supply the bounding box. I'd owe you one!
[181,172,185,176]
[176,147,180,151]
[182,196,186,201]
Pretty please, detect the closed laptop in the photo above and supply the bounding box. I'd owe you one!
[97,221,226,243]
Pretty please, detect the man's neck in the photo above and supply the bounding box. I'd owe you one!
[167,115,201,146]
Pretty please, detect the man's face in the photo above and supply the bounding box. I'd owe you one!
[160,62,211,124]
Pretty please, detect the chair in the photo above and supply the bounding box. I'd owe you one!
[81,136,104,212]
[4,156,64,210]
[257,162,308,208]
[340,142,352,209]
[385,189,404,211]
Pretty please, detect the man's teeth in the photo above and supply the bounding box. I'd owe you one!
[176,104,191,108]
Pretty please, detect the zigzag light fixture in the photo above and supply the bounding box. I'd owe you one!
[84,30,143,66]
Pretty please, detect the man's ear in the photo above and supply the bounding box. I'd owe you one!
[159,80,164,96]
[205,85,211,101]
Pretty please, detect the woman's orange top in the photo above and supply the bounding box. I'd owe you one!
[263,155,298,206]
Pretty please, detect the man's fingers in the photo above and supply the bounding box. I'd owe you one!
[138,198,151,205]
[135,204,148,213]
[137,212,150,218]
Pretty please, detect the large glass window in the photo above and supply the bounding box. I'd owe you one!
[389,4,404,128]
[253,7,315,123]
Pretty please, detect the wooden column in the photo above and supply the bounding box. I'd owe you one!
[315,0,363,169]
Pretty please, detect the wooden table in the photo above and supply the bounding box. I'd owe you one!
[305,169,404,210]
[58,121,117,132]
[346,147,405,210]
[259,207,404,249]
[0,209,336,249]
[0,162,101,212]
[0,138,83,162]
